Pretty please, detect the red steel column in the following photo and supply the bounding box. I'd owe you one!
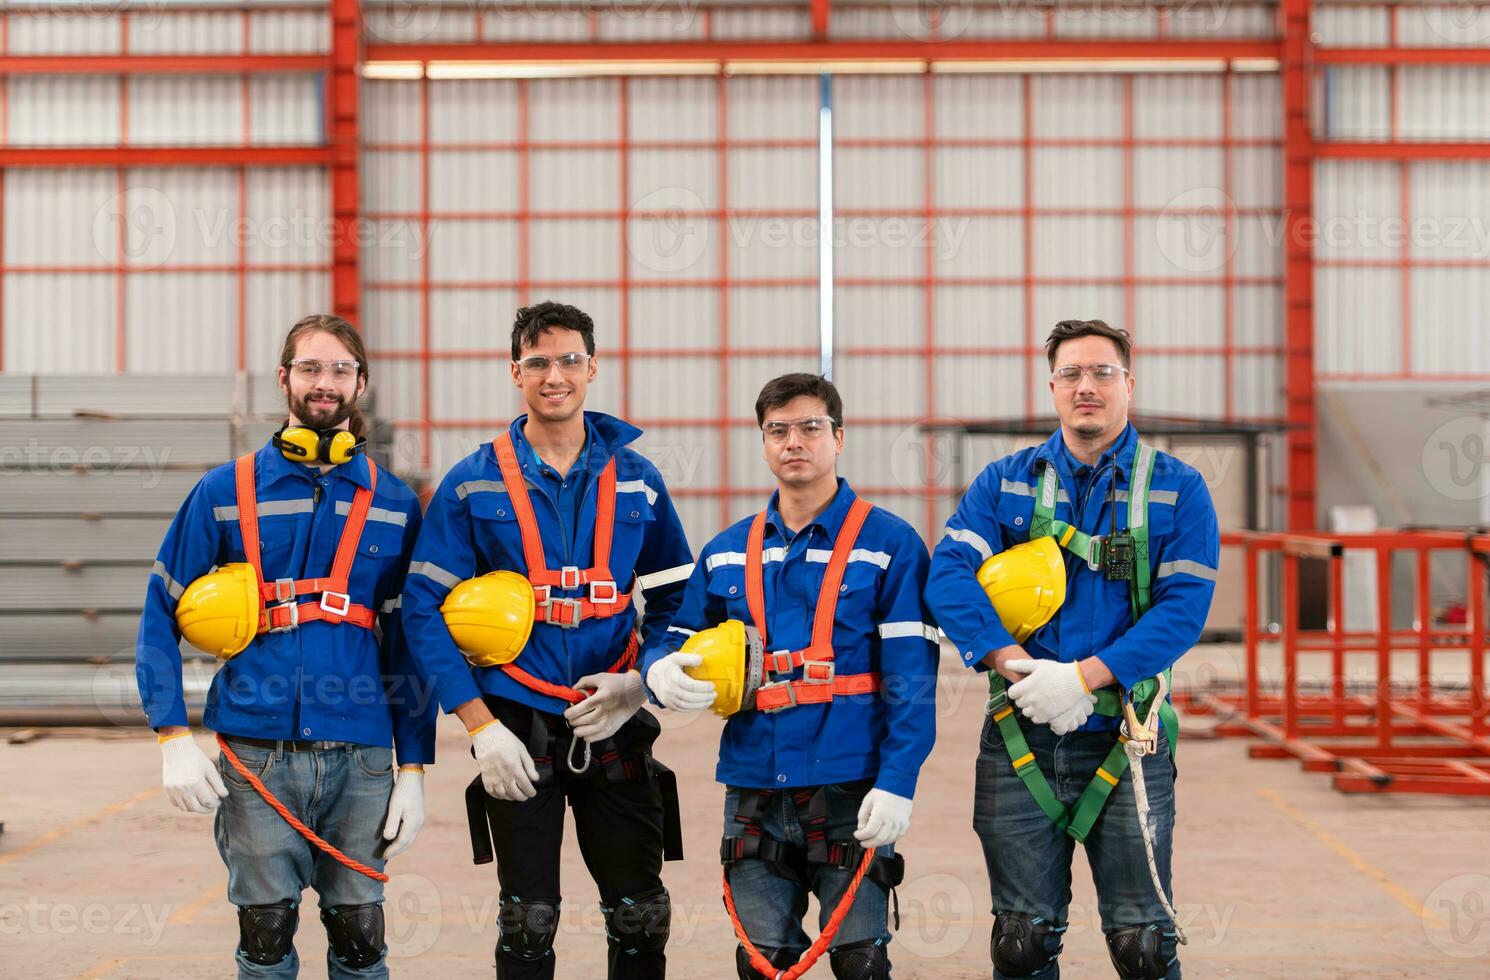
[328,0,361,325]
[1281,0,1317,529]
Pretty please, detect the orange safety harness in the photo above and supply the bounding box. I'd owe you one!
[743,497,880,712]
[224,453,390,883]
[491,433,638,705]
[235,453,379,634]
[722,496,887,977]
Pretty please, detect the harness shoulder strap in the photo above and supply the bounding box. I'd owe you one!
[234,454,262,583]
[1127,440,1157,620]
[744,510,770,646]
[590,456,618,579]
[493,433,549,578]
[809,499,874,653]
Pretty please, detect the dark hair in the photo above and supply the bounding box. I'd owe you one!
[1045,319,1132,371]
[511,301,596,361]
[754,373,844,429]
[280,313,370,439]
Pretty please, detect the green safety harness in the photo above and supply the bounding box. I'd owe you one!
[985,440,1179,843]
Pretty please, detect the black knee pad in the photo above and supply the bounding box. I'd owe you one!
[991,911,1064,978]
[602,887,670,956]
[321,903,385,971]
[237,901,298,966]
[497,897,560,963]
[829,938,891,979]
[1105,923,1173,980]
[735,943,798,979]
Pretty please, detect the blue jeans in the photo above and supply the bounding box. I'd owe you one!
[722,781,893,961]
[214,739,393,979]
[972,716,1180,979]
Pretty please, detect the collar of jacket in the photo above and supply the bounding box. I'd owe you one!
[255,436,374,491]
[493,411,641,475]
[763,477,857,544]
[1036,421,1139,483]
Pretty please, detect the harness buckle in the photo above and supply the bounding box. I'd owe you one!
[532,583,550,606]
[267,601,300,633]
[273,577,296,602]
[559,565,582,590]
[765,649,798,674]
[985,686,1009,716]
[1085,534,1106,572]
[319,591,352,617]
[545,597,584,629]
[588,580,618,605]
[801,660,835,685]
[757,680,798,713]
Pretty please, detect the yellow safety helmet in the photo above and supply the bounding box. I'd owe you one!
[176,563,261,660]
[976,536,1067,644]
[680,619,765,717]
[440,570,536,667]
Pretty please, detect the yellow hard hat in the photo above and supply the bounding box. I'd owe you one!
[176,563,261,660]
[976,536,1067,644]
[680,619,764,717]
[440,570,536,667]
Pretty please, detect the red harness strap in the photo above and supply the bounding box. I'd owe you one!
[490,433,639,702]
[235,453,379,634]
[744,498,881,712]
[492,433,633,629]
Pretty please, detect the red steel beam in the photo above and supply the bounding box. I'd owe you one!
[1316,141,1490,160]
[0,147,330,167]
[0,55,326,75]
[1315,47,1490,65]
[1281,0,1316,530]
[328,0,362,325]
[810,0,831,39]
[367,39,1281,64]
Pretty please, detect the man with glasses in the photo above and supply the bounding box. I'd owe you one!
[644,373,938,980]
[926,320,1220,979]
[401,301,694,979]
[136,314,434,978]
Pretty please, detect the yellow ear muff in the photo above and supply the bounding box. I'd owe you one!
[275,426,321,462]
[326,430,361,465]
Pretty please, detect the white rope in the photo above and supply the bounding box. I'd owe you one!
[1123,676,1188,946]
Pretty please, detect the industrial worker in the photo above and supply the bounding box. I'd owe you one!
[644,373,939,980]
[401,301,694,979]
[134,314,435,979]
[927,320,1220,980]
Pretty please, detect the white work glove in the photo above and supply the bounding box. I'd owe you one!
[1006,659,1097,734]
[471,721,539,801]
[645,651,717,712]
[565,670,647,743]
[380,768,425,860]
[160,732,229,814]
[854,789,914,849]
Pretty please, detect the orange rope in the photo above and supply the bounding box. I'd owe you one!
[722,847,876,980]
[216,734,388,883]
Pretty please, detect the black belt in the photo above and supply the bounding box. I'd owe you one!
[223,736,350,752]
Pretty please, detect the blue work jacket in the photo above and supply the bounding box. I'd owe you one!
[641,479,939,800]
[927,423,1220,732]
[134,440,436,763]
[402,412,695,716]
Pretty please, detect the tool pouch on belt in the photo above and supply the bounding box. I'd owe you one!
[466,775,496,865]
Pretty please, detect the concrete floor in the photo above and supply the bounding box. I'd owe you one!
[3,653,1488,979]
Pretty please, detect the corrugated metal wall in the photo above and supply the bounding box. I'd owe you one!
[5,0,1490,551]
[359,73,823,542]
